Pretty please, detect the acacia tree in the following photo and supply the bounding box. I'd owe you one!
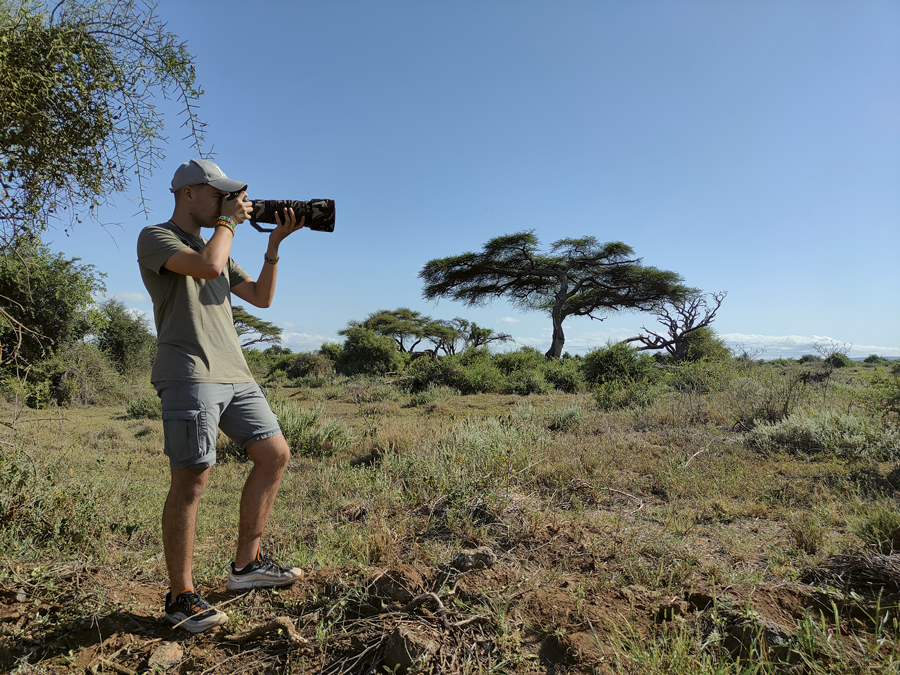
[0,0,206,240]
[622,291,727,359]
[232,305,282,349]
[420,231,690,358]
[435,317,513,355]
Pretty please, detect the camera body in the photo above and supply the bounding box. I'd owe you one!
[228,195,335,233]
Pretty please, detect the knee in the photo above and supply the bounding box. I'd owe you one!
[249,435,290,472]
[169,467,210,503]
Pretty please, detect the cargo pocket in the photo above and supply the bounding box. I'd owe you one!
[162,409,207,467]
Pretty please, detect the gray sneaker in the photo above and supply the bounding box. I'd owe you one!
[226,551,303,590]
[165,589,228,633]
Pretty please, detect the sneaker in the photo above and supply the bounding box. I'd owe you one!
[226,550,303,590]
[164,589,228,633]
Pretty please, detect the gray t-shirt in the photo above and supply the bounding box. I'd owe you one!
[137,221,254,383]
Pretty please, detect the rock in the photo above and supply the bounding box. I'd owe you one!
[449,547,497,573]
[382,625,440,674]
[148,642,183,671]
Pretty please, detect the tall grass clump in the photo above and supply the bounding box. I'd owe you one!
[594,378,663,410]
[851,500,900,554]
[746,410,900,460]
[217,398,353,459]
[125,395,161,420]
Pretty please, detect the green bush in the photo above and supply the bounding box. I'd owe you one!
[336,327,402,376]
[24,341,127,408]
[582,342,653,385]
[502,369,550,395]
[493,347,546,375]
[797,354,822,364]
[672,326,731,363]
[287,351,334,379]
[543,357,586,393]
[126,395,161,420]
[665,358,733,394]
[825,352,853,369]
[745,410,900,460]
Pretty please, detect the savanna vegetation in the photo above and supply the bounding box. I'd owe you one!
[3,325,900,673]
[2,2,899,674]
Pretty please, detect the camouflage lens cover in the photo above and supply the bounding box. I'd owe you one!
[248,199,335,233]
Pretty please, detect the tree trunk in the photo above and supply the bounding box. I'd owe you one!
[545,306,566,359]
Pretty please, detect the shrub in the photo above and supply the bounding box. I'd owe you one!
[25,341,127,408]
[582,342,653,385]
[797,354,822,364]
[665,358,733,394]
[493,347,546,375]
[825,352,853,369]
[126,395,161,420]
[672,326,731,363]
[502,369,550,395]
[336,327,402,376]
[745,410,900,460]
[544,357,586,393]
[287,351,333,379]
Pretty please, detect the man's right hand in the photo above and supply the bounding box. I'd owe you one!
[220,190,253,225]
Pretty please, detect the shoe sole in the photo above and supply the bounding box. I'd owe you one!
[165,611,228,633]
[226,570,303,591]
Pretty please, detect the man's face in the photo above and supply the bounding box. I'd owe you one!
[187,183,228,228]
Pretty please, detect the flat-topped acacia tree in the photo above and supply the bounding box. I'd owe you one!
[419,230,691,358]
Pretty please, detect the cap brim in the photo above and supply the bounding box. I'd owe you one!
[208,177,248,193]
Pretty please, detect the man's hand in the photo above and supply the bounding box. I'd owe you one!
[220,190,253,224]
[270,207,306,244]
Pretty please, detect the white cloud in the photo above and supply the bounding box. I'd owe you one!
[720,333,900,359]
[498,317,521,324]
[279,331,336,351]
[110,291,152,304]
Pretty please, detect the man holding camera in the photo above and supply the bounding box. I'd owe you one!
[137,159,304,632]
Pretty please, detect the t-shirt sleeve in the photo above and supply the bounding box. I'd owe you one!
[137,226,189,275]
[227,258,251,287]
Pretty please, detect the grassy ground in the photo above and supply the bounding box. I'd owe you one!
[1,360,899,673]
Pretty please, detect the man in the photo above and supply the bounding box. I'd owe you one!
[137,159,304,633]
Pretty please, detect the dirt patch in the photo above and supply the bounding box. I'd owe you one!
[3,553,898,674]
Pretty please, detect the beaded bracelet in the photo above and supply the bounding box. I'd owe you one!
[264,253,280,265]
[215,215,236,233]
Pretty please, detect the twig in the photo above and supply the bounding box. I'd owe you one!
[98,658,137,675]
[224,616,307,645]
[682,441,712,468]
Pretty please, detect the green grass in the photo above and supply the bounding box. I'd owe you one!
[1,359,898,673]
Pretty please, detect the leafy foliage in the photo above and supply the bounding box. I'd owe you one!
[420,230,690,357]
[0,235,104,366]
[94,298,155,376]
[582,342,654,384]
[336,327,403,376]
[0,0,205,238]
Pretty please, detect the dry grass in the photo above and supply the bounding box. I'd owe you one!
[1,362,899,673]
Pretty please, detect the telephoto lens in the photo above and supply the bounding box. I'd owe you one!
[248,199,335,233]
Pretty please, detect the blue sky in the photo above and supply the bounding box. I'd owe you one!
[48,0,899,359]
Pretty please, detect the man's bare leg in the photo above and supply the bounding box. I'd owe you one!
[163,465,212,594]
[234,434,290,568]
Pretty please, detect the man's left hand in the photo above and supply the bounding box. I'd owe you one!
[270,207,306,243]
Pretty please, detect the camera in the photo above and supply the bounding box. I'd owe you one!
[228,195,335,233]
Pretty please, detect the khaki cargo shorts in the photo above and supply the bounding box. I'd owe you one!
[154,381,282,470]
